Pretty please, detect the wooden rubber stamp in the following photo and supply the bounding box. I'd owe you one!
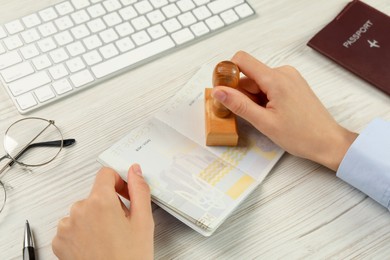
[205,61,240,146]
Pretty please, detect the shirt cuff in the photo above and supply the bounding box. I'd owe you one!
[336,118,390,210]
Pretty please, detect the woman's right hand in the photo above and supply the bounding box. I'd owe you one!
[211,51,357,171]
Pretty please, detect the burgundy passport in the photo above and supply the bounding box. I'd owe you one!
[307,0,390,95]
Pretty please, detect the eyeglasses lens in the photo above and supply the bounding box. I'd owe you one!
[4,118,63,167]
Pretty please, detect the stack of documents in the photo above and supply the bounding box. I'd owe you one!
[98,64,284,236]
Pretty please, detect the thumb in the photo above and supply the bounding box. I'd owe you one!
[127,164,152,219]
[211,86,269,131]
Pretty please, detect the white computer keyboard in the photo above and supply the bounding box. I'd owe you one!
[0,0,254,114]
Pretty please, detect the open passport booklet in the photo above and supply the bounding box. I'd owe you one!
[98,64,284,236]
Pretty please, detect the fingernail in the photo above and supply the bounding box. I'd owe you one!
[132,164,142,176]
[211,89,227,102]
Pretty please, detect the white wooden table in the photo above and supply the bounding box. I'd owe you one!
[1,0,390,259]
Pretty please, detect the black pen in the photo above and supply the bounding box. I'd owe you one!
[23,220,36,260]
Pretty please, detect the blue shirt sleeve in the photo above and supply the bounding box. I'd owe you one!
[336,118,390,210]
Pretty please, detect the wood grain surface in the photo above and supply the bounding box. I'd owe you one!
[0,0,389,259]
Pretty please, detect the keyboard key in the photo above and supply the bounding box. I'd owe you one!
[131,30,151,46]
[8,71,51,96]
[70,69,94,87]
[147,10,165,25]
[55,1,75,16]
[35,85,55,102]
[66,57,86,72]
[49,48,70,63]
[72,0,91,10]
[193,0,209,5]
[5,20,24,34]
[21,28,41,43]
[83,50,103,65]
[208,0,244,14]
[220,10,239,24]
[37,37,57,52]
[54,31,74,46]
[134,1,153,14]
[103,12,122,27]
[162,4,180,18]
[38,22,58,37]
[121,0,137,6]
[171,28,194,44]
[235,3,254,18]
[55,16,74,31]
[163,18,182,33]
[131,16,150,31]
[0,43,5,54]
[87,4,107,18]
[20,44,40,59]
[99,28,119,43]
[103,0,122,12]
[0,26,7,39]
[193,6,212,20]
[115,37,135,52]
[115,22,134,37]
[178,12,197,26]
[0,62,34,83]
[83,35,103,50]
[99,43,119,59]
[150,0,168,8]
[71,10,90,24]
[0,51,22,69]
[87,18,107,33]
[53,78,73,94]
[205,15,224,30]
[39,7,58,22]
[49,64,69,79]
[3,35,23,50]
[22,14,42,28]
[16,93,37,110]
[71,24,91,39]
[91,36,175,78]
[177,0,196,12]
[119,6,137,20]
[190,21,209,36]
[67,41,86,57]
[147,24,167,39]
[32,55,52,70]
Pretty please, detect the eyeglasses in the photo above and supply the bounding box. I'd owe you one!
[0,117,76,214]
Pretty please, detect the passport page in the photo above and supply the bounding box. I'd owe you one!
[98,64,284,236]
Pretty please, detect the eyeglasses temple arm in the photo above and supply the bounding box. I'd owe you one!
[7,138,76,167]
[28,138,76,148]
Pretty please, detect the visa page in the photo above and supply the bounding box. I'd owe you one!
[98,64,284,236]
